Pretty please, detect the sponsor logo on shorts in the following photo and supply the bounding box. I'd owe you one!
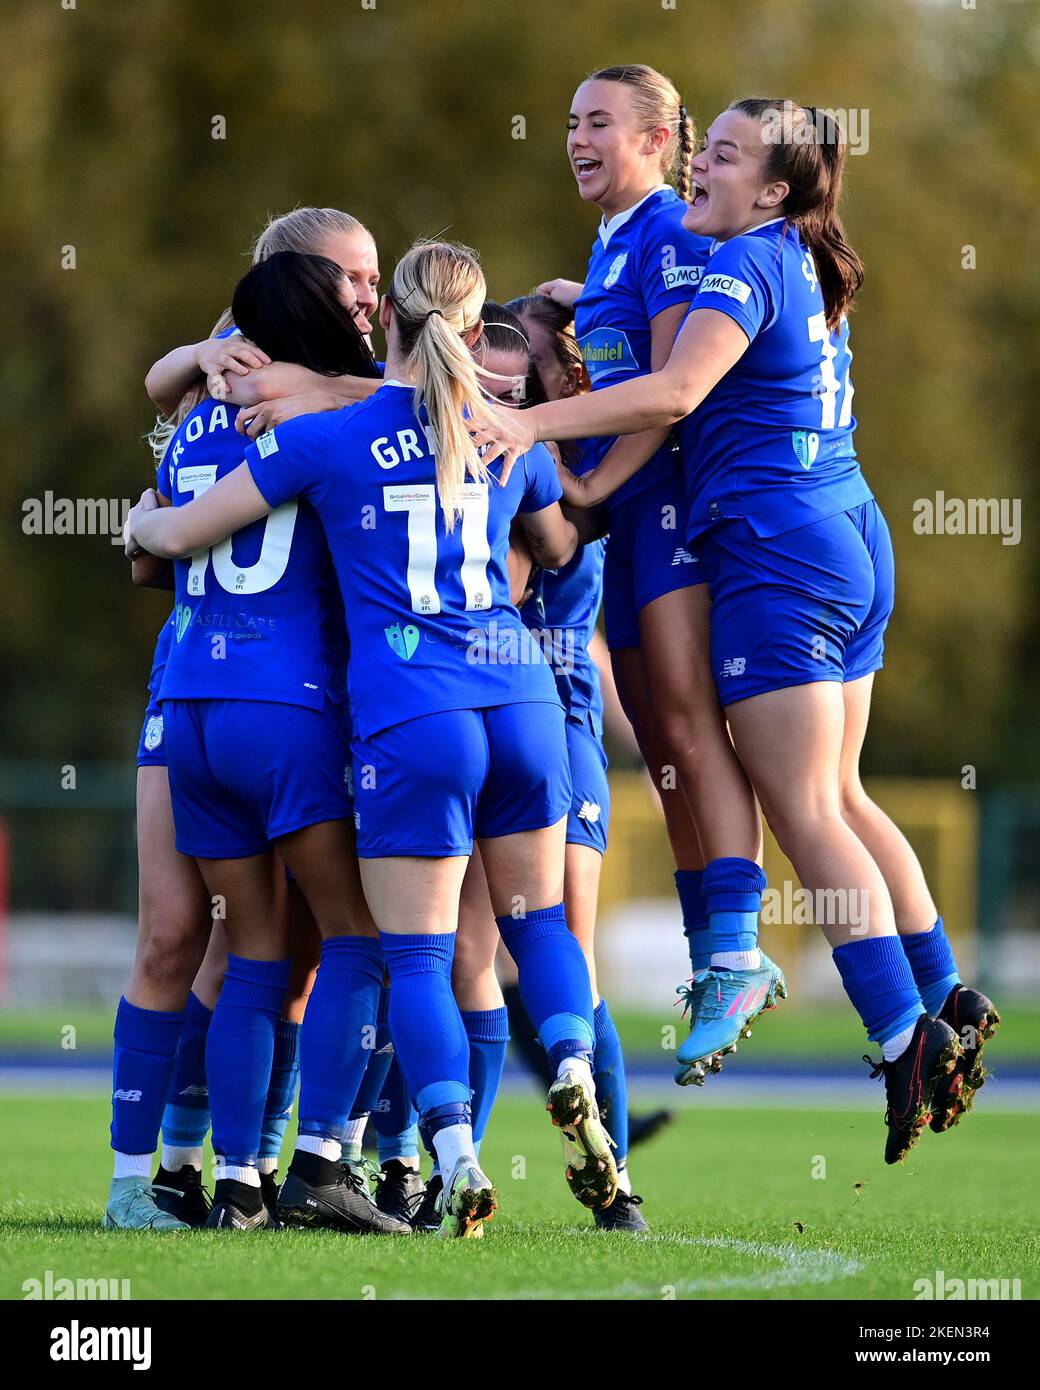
[699,273,752,304]
[143,716,163,752]
[177,1084,208,1097]
[112,1089,142,1103]
[671,546,695,566]
[720,657,746,677]
[577,800,602,824]
[662,265,703,290]
[384,622,420,660]
[602,252,628,288]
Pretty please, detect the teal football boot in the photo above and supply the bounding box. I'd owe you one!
[674,953,788,1086]
[103,1175,190,1230]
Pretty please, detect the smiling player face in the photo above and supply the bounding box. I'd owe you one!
[567,79,665,218]
[682,109,788,242]
[319,229,381,333]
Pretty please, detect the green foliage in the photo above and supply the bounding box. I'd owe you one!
[2,0,1038,776]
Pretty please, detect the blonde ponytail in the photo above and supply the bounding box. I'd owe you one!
[387,240,490,529]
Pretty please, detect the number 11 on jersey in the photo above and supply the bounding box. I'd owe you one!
[383,483,492,614]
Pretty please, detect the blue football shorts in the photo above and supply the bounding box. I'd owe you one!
[136,691,167,768]
[702,499,895,706]
[603,467,705,650]
[351,701,571,858]
[163,697,353,859]
[564,717,610,855]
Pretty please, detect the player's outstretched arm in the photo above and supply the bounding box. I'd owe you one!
[471,309,749,465]
[557,301,686,506]
[223,363,381,412]
[125,465,271,560]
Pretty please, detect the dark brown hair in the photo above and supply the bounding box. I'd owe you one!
[730,97,864,329]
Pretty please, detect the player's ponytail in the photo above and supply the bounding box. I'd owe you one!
[731,97,864,330]
[386,240,490,530]
[588,65,695,201]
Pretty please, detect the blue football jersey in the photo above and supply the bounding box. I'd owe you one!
[680,218,872,540]
[245,383,564,740]
[156,398,336,709]
[574,186,712,507]
[521,541,606,732]
[147,613,174,696]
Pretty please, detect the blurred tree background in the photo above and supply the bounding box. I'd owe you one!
[2,0,1039,792]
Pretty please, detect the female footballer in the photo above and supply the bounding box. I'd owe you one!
[125,240,620,1238]
[470,99,999,1163]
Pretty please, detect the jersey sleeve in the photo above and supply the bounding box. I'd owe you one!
[244,413,339,510]
[155,450,173,500]
[517,442,564,513]
[638,207,712,321]
[689,235,780,343]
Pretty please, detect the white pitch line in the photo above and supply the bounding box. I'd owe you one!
[388,1230,865,1300]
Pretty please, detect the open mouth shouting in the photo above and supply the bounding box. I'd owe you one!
[573,157,603,184]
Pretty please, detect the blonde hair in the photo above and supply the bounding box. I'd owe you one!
[387,239,490,529]
[147,206,372,467]
[587,64,695,201]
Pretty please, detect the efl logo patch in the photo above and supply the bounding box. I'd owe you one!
[662,265,703,290]
[256,431,279,458]
[699,273,752,304]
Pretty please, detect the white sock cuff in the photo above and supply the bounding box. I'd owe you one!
[710,949,762,971]
[161,1144,203,1173]
[881,1021,918,1063]
[113,1152,153,1180]
[215,1162,260,1187]
[296,1134,342,1163]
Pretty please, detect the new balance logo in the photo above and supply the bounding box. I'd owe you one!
[671,547,695,566]
[577,800,602,824]
[112,1089,142,1103]
[720,657,746,677]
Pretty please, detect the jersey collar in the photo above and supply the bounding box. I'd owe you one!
[598,184,669,249]
[709,215,787,256]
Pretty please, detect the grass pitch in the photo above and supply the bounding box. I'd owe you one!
[2,1092,1037,1301]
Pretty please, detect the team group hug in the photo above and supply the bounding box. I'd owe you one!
[110,64,1000,1239]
